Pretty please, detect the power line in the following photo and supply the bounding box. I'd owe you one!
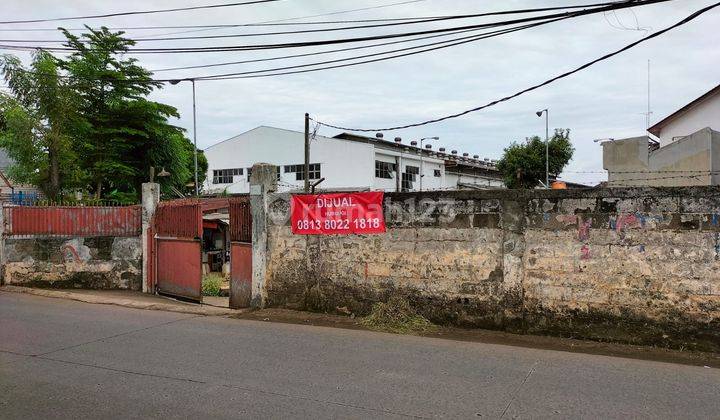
[195,19,563,80]
[0,2,438,33]
[150,27,485,73]
[1,2,632,82]
[0,1,647,44]
[0,0,670,53]
[0,0,282,25]
[313,1,720,132]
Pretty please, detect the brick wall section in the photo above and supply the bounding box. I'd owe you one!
[2,237,143,290]
[264,187,720,351]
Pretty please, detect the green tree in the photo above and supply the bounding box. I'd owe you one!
[0,52,84,199]
[58,26,190,200]
[496,129,574,189]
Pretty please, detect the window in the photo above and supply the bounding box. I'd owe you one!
[401,166,419,191]
[401,173,414,191]
[284,163,321,181]
[212,168,243,184]
[434,169,441,177]
[375,161,396,179]
[246,167,252,182]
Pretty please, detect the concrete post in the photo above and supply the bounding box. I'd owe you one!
[141,183,160,294]
[249,163,277,308]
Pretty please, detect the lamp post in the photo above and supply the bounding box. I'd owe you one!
[170,78,199,196]
[536,109,549,188]
[418,136,439,191]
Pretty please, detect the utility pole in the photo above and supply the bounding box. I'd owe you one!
[304,113,310,193]
[545,109,549,189]
[192,79,199,196]
[169,78,199,196]
[536,109,549,188]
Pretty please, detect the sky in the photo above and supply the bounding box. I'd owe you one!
[1,0,718,185]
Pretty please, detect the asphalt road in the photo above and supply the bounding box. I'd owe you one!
[1,292,719,419]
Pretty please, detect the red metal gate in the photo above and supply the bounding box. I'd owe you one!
[153,199,203,301]
[229,197,252,308]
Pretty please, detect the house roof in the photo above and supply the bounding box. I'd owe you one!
[648,83,720,137]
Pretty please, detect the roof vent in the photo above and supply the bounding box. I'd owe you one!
[425,144,432,149]
[451,150,458,155]
[484,158,490,162]
[439,147,446,152]
[394,137,401,143]
[462,153,469,157]
[410,140,418,146]
[473,155,479,159]
[376,133,384,139]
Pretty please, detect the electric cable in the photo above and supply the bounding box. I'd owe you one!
[7,1,631,43]
[0,0,283,25]
[196,19,564,80]
[0,0,673,53]
[312,1,720,132]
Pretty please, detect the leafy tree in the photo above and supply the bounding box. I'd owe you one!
[0,52,85,199]
[496,129,574,189]
[58,26,191,200]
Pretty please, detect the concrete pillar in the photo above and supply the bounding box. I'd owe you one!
[249,163,277,308]
[500,198,527,322]
[141,183,160,294]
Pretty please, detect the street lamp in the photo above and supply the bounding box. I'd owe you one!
[418,136,439,191]
[536,109,549,188]
[170,78,199,196]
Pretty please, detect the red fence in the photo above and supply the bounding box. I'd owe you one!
[229,198,252,242]
[3,205,142,237]
[154,199,202,238]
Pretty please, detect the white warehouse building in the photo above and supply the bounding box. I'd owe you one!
[203,126,503,194]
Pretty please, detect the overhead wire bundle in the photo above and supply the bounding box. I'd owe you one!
[0,0,681,85]
[0,0,716,132]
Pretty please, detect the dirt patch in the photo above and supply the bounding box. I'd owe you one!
[231,308,720,369]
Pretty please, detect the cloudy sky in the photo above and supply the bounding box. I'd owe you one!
[2,0,718,185]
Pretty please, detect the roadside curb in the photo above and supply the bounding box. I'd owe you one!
[0,286,243,316]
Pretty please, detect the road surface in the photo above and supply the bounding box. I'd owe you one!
[1,291,718,419]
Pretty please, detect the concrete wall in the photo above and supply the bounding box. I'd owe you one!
[2,236,143,290]
[261,187,720,351]
[655,92,720,147]
[603,128,720,187]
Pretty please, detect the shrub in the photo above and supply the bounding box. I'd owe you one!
[202,274,223,297]
[360,296,436,334]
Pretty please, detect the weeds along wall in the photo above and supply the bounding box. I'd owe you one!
[263,187,720,351]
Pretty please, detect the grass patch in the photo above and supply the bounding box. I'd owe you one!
[360,296,437,334]
[202,274,223,297]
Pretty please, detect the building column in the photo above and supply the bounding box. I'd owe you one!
[249,163,278,308]
[141,183,160,294]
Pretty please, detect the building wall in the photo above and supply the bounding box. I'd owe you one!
[204,126,375,194]
[656,94,720,147]
[2,237,143,290]
[204,126,502,194]
[603,128,719,187]
[262,188,720,351]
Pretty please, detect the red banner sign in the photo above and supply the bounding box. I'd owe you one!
[291,192,386,235]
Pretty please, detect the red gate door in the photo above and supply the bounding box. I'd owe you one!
[154,200,203,301]
[229,198,252,308]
